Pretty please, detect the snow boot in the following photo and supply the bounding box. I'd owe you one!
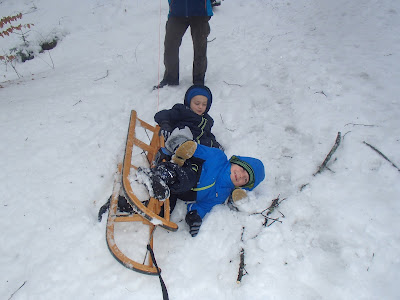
[153,79,179,90]
[231,189,247,202]
[154,147,172,166]
[136,167,170,201]
[172,140,197,167]
[153,164,177,185]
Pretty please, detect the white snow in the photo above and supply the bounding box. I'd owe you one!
[1,0,400,299]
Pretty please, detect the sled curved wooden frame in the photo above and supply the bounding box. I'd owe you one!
[106,110,178,275]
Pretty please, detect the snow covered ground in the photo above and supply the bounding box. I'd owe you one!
[1,0,400,299]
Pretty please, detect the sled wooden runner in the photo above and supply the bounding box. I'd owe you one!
[106,110,178,275]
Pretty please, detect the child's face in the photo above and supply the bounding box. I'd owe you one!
[190,95,208,115]
[230,164,249,187]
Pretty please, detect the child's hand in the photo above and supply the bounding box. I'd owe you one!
[159,122,173,141]
[185,210,202,237]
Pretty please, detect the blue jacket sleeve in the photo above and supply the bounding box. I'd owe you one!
[188,197,217,219]
[193,143,224,160]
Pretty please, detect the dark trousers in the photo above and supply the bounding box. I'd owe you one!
[163,16,211,85]
[158,158,204,214]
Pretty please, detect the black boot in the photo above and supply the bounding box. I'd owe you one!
[137,167,170,201]
[153,164,177,185]
[153,79,179,90]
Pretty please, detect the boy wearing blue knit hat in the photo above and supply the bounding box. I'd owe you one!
[137,128,266,237]
[154,85,223,150]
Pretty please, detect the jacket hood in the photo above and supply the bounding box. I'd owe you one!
[184,85,213,114]
[230,155,265,190]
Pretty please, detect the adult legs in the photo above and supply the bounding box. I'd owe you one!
[162,17,190,85]
[190,16,211,85]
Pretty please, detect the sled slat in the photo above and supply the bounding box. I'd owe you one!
[105,110,177,275]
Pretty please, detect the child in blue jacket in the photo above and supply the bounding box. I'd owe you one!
[138,129,265,237]
[155,85,223,150]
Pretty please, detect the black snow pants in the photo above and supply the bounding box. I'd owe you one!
[158,157,204,213]
[163,16,211,85]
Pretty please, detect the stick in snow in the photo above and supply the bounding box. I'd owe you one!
[8,281,27,300]
[237,227,247,284]
[236,248,246,283]
[363,141,400,172]
[314,132,341,176]
[94,69,109,81]
[251,195,285,227]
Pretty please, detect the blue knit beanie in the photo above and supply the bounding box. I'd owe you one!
[184,85,213,113]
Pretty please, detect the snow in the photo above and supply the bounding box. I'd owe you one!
[1,0,400,299]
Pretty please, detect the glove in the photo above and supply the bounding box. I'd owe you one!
[185,210,202,237]
[159,122,173,141]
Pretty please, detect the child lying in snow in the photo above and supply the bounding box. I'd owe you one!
[154,85,223,150]
[137,128,265,237]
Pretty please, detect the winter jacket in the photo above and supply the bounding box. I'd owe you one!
[155,103,221,148]
[187,145,265,218]
[168,0,213,17]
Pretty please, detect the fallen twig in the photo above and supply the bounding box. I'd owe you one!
[223,80,242,87]
[73,99,82,106]
[299,183,309,191]
[314,132,341,176]
[251,195,285,227]
[367,252,375,271]
[363,141,400,172]
[8,281,27,300]
[94,69,109,81]
[315,90,327,97]
[345,123,376,127]
[219,114,235,132]
[236,227,247,283]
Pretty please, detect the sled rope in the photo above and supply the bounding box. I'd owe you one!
[147,244,169,300]
[156,0,163,111]
[143,226,169,300]
[146,228,169,300]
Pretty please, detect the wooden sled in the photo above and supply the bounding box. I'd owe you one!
[106,110,178,275]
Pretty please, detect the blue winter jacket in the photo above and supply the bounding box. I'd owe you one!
[168,0,213,17]
[187,145,266,218]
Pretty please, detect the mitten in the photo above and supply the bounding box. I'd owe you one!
[185,210,202,237]
[231,188,247,202]
[159,122,173,141]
